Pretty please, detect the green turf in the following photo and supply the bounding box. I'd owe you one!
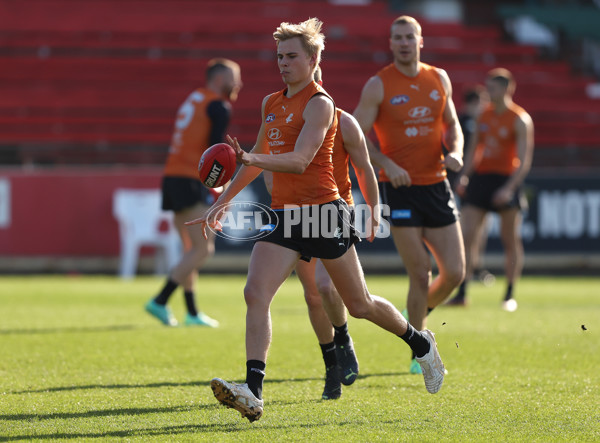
[0,274,598,442]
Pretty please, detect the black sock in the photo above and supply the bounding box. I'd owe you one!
[408,309,433,359]
[504,283,514,301]
[153,279,178,305]
[320,342,337,368]
[184,290,198,316]
[399,323,430,358]
[333,323,350,346]
[453,281,466,301]
[246,360,266,400]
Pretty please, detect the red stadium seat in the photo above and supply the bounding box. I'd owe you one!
[0,0,598,166]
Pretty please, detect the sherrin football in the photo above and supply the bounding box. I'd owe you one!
[198,143,236,188]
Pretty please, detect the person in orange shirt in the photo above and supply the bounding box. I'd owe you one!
[450,68,534,311]
[263,67,377,401]
[145,58,242,327]
[187,18,446,423]
[353,16,465,375]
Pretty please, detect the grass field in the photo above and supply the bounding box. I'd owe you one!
[0,274,598,442]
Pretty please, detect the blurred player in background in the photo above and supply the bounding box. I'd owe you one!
[450,68,534,311]
[263,67,378,400]
[447,85,488,190]
[353,15,465,375]
[187,18,446,423]
[145,58,242,327]
[446,85,495,305]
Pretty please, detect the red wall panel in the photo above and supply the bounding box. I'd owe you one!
[0,168,163,256]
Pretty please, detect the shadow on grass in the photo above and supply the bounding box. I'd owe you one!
[0,324,144,335]
[12,372,407,395]
[265,372,408,385]
[0,423,243,442]
[0,403,216,421]
[1,375,419,440]
[0,416,355,441]
[12,379,211,394]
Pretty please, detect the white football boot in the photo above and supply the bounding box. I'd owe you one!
[415,329,445,394]
[211,378,264,422]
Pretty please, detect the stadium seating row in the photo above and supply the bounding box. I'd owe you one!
[0,0,598,166]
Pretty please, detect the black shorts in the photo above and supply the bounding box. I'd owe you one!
[463,173,526,212]
[161,176,215,212]
[380,180,459,228]
[256,199,360,262]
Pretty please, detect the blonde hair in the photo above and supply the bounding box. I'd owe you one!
[391,15,422,36]
[273,17,325,68]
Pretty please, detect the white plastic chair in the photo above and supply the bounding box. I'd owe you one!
[112,188,181,279]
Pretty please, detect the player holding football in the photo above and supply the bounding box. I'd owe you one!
[262,67,377,401]
[145,58,242,327]
[353,15,465,375]
[187,18,446,423]
[449,68,534,311]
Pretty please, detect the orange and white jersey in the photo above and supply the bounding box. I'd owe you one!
[473,102,527,175]
[373,62,447,185]
[332,108,354,206]
[265,81,340,209]
[164,88,222,179]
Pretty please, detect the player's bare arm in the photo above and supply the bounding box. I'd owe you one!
[493,112,534,206]
[438,68,464,173]
[340,111,380,241]
[354,76,411,187]
[240,94,334,174]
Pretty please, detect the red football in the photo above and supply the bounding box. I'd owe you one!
[198,143,237,188]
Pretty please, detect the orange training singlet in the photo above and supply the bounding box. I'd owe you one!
[164,88,222,179]
[265,81,340,209]
[332,109,354,206]
[373,63,447,185]
[473,102,527,175]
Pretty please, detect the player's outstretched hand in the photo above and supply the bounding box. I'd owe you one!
[185,204,227,240]
[227,134,253,166]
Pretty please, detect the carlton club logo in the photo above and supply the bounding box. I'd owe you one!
[430,89,441,101]
[268,128,282,140]
[265,113,276,123]
[408,106,431,118]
